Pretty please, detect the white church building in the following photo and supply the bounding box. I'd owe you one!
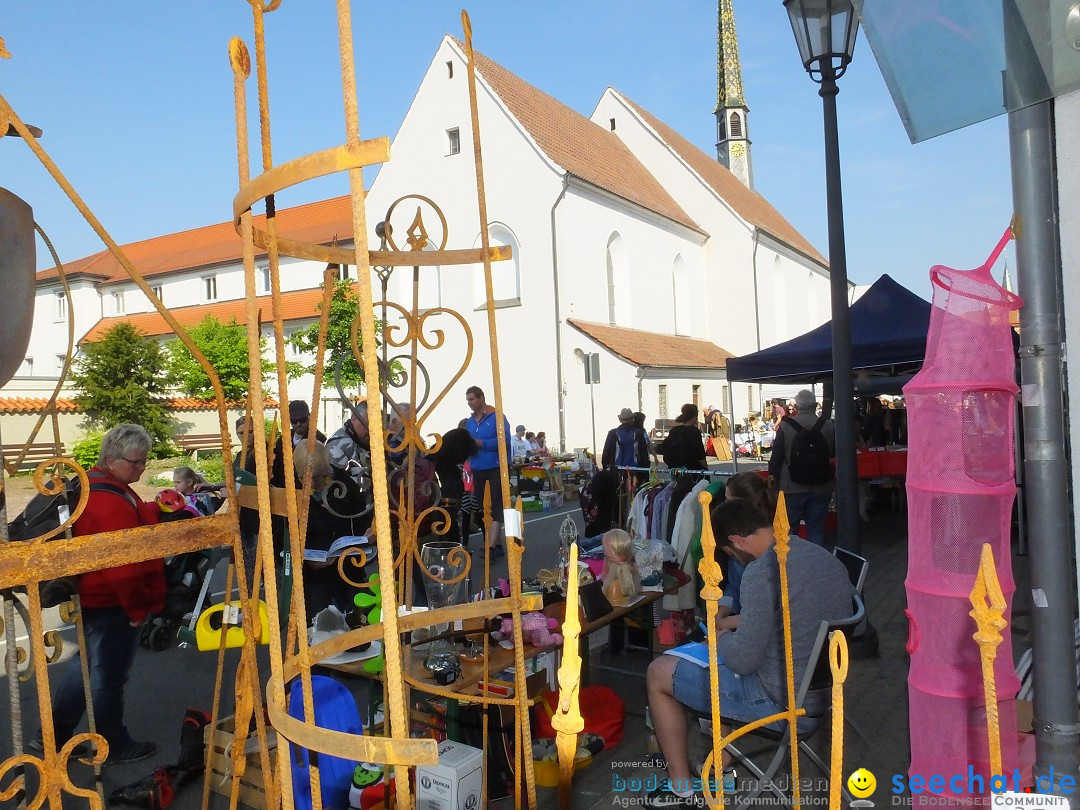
[4,7,831,453]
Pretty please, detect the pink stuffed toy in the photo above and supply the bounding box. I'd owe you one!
[492,612,562,649]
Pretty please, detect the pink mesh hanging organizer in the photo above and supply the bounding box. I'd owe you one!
[903,228,1022,797]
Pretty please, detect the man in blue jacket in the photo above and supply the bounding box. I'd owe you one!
[465,385,511,557]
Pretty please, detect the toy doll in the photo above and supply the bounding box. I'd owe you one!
[601,529,640,607]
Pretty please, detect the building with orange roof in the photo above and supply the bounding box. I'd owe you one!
[9,9,828,453]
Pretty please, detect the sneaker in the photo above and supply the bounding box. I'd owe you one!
[107,740,156,765]
[642,783,706,808]
[27,736,93,759]
[490,545,506,559]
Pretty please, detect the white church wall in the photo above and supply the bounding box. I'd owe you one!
[592,90,771,358]
[756,237,831,348]
[364,36,565,447]
[556,185,705,337]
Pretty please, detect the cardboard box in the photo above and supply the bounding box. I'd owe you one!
[416,740,484,810]
[205,715,277,809]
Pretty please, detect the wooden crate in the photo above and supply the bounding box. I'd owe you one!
[205,714,277,809]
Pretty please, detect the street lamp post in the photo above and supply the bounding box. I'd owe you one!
[784,0,861,552]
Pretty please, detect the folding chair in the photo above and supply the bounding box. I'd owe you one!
[832,546,869,594]
[724,593,866,805]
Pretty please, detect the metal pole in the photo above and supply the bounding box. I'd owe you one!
[1009,97,1080,802]
[589,372,598,461]
[820,69,860,553]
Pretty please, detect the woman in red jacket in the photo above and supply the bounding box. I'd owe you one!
[37,423,164,764]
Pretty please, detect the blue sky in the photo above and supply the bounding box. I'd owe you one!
[1,2,1013,298]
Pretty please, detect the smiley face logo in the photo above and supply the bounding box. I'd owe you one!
[847,768,877,799]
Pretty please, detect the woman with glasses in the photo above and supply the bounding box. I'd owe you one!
[36,423,164,765]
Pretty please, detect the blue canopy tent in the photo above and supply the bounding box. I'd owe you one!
[725,274,931,390]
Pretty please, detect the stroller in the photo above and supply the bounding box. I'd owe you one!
[140,488,225,651]
[140,548,223,651]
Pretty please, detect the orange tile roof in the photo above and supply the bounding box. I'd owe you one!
[0,396,276,415]
[615,92,827,266]
[451,38,703,235]
[568,318,733,369]
[0,397,82,414]
[165,396,279,411]
[80,288,325,342]
[38,196,356,284]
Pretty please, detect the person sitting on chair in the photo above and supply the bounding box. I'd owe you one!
[642,499,852,807]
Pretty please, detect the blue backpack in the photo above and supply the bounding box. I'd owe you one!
[288,675,363,810]
[614,425,638,468]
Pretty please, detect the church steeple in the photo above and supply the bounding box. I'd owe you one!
[715,0,753,189]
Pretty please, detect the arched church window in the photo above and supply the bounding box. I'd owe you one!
[606,233,631,326]
[473,222,521,308]
[673,254,691,335]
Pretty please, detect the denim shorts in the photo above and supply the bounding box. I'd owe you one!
[672,659,797,734]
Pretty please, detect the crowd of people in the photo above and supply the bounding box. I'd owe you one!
[35,384,542,766]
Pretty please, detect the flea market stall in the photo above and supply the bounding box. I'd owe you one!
[726,274,933,523]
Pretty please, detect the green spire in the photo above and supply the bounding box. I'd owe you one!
[715,0,745,113]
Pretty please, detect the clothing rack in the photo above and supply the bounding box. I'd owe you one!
[606,466,730,534]
[608,465,731,477]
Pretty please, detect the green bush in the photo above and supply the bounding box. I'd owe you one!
[194,457,226,485]
[71,432,105,470]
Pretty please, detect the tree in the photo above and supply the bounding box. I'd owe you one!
[288,278,383,389]
[166,315,275,402]
[72,322,173,454]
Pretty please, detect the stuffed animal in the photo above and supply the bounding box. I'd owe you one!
[491,612,562,649]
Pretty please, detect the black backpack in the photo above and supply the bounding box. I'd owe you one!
[7,471,135,542]
[783,416,834,485]
[7,472,138,607]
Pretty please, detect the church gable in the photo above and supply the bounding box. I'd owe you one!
[606,89,826,267]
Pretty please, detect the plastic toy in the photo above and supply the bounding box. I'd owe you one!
[491,612,562,650]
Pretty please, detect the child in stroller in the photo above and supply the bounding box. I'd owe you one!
[139,488,222,651]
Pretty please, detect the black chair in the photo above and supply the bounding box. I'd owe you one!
[832,546,869,594]
[723,593,866,805]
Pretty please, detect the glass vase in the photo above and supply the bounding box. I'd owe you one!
[420,540,467,672]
